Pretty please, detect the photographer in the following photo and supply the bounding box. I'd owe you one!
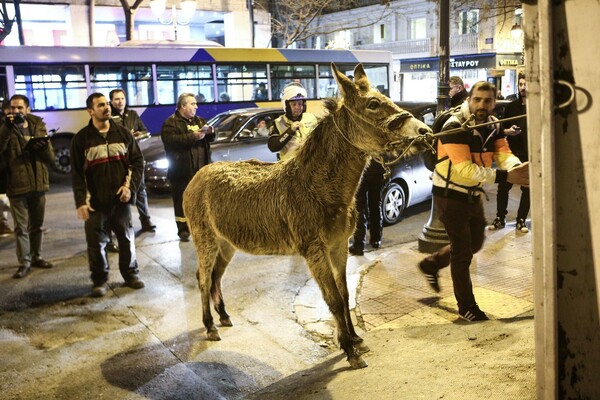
[0,94,55,278]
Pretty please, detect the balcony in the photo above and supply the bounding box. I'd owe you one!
[352,32,479,56]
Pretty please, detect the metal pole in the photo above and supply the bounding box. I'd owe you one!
[418,0,451,253]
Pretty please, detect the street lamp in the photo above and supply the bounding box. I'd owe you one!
[511,8,524,39]
[150,0,197,41]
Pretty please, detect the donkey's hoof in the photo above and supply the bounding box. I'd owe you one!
[348,355,368,369]
[220,317,233,327]
[354,341,370,354]
[207,330,221,341]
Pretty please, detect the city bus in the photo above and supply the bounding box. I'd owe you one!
[0,45,394,173]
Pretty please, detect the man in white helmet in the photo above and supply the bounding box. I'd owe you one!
[268,82,318,160]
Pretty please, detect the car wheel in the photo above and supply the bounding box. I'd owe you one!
[382,182,406,226]
[51,138,72,174]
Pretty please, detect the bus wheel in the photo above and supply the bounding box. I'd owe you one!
[52,140,72,174]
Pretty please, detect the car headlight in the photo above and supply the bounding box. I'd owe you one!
[148,158,169,170]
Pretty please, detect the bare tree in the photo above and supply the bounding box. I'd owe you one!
[261,0,398,48]
[0,0,15,43]
[119,0,145,42]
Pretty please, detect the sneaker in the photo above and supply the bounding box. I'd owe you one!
[91,283,109,297]
[370,241,381,249]
[418,259,440,293]
[488,217,506,231]
[348,246,364,256]
[459,304,489,322]
[516,218,529,233]
[32,258,53,269]
[13,265,31,279]
[106,241,119,253]
[125,275,145,289]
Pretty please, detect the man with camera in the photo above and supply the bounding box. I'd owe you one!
[0,94,55,278]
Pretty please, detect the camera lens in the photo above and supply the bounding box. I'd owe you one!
[13,113,25,124]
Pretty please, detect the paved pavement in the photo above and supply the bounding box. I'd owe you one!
[0,177,535,399]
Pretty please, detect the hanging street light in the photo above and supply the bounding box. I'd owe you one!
[150,0,197,41]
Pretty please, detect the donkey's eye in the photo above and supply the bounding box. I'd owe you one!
[367,99,380,110]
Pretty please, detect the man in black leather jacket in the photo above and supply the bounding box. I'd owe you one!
[160,93,214,241]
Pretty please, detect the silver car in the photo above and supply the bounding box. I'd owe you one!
[140,107,284,191]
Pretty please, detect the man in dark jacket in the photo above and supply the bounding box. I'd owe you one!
[109,88,156,235]
[489,73,530,233]
[449,76,468,107]
[71,93,145,297]
[160,92,214,241]
[0,94,55,278]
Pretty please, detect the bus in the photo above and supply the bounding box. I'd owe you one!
[0,45,394,173]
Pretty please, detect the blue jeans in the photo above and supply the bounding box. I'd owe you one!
[85,202,139,285]
[9,192,46,266]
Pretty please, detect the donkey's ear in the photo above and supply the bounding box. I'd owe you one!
[353,64,371,92]
[332,63,357,98]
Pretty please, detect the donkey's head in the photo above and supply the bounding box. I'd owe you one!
[332,63,432,158]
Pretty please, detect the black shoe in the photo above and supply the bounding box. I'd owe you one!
[370,241,381,249]
[418,259,440,293]
[13,265,31,279]
[348,246,364,256]
[91,283,108,297]
[179,231,190,242]
[516,218,529,233]
[488,217,506,231]
[106,242,119,253]
[32,258,53,269]
[124,275,145,290]
[459,304,489,322]
[140,220,157,233]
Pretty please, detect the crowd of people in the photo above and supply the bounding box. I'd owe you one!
[1,76,531,320]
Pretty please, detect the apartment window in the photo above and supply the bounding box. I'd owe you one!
[410,18,427,39]
[458,10,479,34]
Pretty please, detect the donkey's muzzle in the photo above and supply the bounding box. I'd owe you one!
[387,112,413,130]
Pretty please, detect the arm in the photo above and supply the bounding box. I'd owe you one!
[130,110,148,136]
[267,119,300,153]
[70,133,89,210]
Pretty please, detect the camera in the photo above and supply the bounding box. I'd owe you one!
[12,112,25,125]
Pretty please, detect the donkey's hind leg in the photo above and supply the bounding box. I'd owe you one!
[330,244,370,354]
[211,241,236,327]
[305,248,368,369]
[195,238,222,341]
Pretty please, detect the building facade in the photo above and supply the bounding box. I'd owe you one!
[306,0,524,101]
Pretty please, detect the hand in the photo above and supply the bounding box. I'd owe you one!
[117,186,131,203]
[504,125,522,136]
[76,204,95,221]
[201,125,213,135]
[290,122,301,132]
[193,130,205,140]
[507,162,529,186]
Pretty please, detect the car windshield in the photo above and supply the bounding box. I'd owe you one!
[214,114,249,141]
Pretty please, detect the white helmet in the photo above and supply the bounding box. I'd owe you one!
[281,82,307,118]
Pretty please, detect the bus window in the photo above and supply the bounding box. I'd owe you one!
[215,64,267,102]
[318,63,355,98]
[156,64,213,105]
[90,65,154,106]
[270,65,316,100]
[14,65,86,111]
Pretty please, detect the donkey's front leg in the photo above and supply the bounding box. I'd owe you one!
[306,248,368,369]
[331,242,370,354]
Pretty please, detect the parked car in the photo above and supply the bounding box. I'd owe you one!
[379,102,437,225]
[140,107,284,191]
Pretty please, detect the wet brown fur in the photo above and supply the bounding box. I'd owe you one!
[182,64,432,368]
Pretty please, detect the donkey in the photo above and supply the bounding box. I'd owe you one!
[182,63,432,369]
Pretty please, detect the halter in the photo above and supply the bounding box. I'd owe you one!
[331,103,425,179]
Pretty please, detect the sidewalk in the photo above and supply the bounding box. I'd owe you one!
[252,224,535,399]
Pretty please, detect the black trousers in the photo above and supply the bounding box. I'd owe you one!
[496,182,530,220]
[135,174,152,223]
[85,202,139,285]
[170,178,190,235]
[421,195,486,312]
[352,174,384,250]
